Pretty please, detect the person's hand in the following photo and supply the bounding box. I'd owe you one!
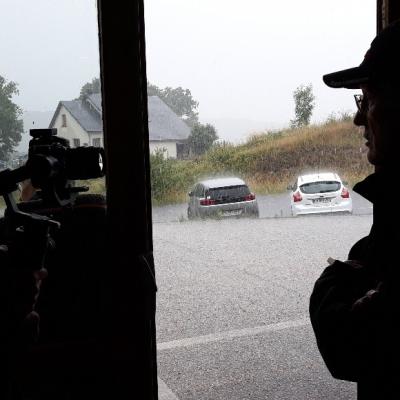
[19,179,37,202]
[22,267,48,342]
[327,257,365,269]
[343,259,364,269]
[351,281,384,314]
[338,259,383,314]
[16,267,48,317]
[2,243,48,342]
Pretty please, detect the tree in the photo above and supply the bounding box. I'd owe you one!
[79,77,101,100]
[78,79,199,127]
[0,75,23,162]
[290,83,315,128]
[147,83,199,126]
[188,123,218,156]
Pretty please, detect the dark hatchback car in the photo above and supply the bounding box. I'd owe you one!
[187,177,259,219]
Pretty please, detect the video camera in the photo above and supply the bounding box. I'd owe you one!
[0,129,106,343]
[0,128,105,206]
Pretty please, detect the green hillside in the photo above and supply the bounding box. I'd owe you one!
[150,119,373,204]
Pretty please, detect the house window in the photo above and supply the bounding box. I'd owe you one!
[92,138,101,147]
[73,138,80,148]
[61,114,67,127]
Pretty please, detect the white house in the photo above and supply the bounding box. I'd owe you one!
[49,94,191,159]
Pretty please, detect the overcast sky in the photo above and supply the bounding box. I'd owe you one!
[1,0,376,142]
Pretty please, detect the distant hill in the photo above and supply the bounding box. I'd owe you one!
[18,110,54,152]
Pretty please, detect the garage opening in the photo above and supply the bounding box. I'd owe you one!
[145,1,375,399]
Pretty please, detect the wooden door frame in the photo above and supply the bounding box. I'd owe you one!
[97,1,158,398]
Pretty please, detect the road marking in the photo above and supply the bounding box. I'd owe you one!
[157,319,310,399]
[158,317,310,351]
[158,377,180,400]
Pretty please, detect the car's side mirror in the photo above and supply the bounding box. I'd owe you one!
[188,191,193,197]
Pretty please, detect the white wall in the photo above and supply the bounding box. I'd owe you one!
[50,105,89,147]
[149,141,177,158]
[51,109,174,155]
[89,132,103,147]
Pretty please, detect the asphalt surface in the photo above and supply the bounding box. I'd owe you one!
[0,192,372,399]
[154,213,373,399]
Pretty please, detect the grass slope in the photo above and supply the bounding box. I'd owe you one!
[151,119,373,204]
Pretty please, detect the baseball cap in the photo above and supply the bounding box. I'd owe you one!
[323,20,400,89]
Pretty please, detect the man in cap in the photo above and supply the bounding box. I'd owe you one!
[309,20,400,399]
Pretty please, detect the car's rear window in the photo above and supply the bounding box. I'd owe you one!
[300,181,341,194]
[207,185,250,200]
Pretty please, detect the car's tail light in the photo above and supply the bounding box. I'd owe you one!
[200,198,216,206]
[245,193,256,201]
[341,187,350,198]
[293,191,302,202]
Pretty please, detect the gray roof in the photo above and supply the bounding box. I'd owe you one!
[49,94,190,141]
[58,98,103,132]
[147,96,190,141]
[86,93,102,113]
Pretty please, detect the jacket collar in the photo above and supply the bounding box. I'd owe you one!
[353,170,395,204]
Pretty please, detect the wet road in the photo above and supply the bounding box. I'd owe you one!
[0,194,373,399]
[154,213,373,399]
[152,189,372,223]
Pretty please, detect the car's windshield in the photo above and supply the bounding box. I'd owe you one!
[300,181,341,194]
[207,185,250,200]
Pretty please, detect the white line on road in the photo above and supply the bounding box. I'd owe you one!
[158,377,180,400]
[158,317,310,351]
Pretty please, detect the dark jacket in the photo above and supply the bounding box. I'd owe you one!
[310,171,400,399]
[1,194,108,399]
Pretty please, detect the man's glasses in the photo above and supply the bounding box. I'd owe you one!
[354,94,364,112]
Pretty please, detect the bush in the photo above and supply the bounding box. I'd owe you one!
[150,148,178,202]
